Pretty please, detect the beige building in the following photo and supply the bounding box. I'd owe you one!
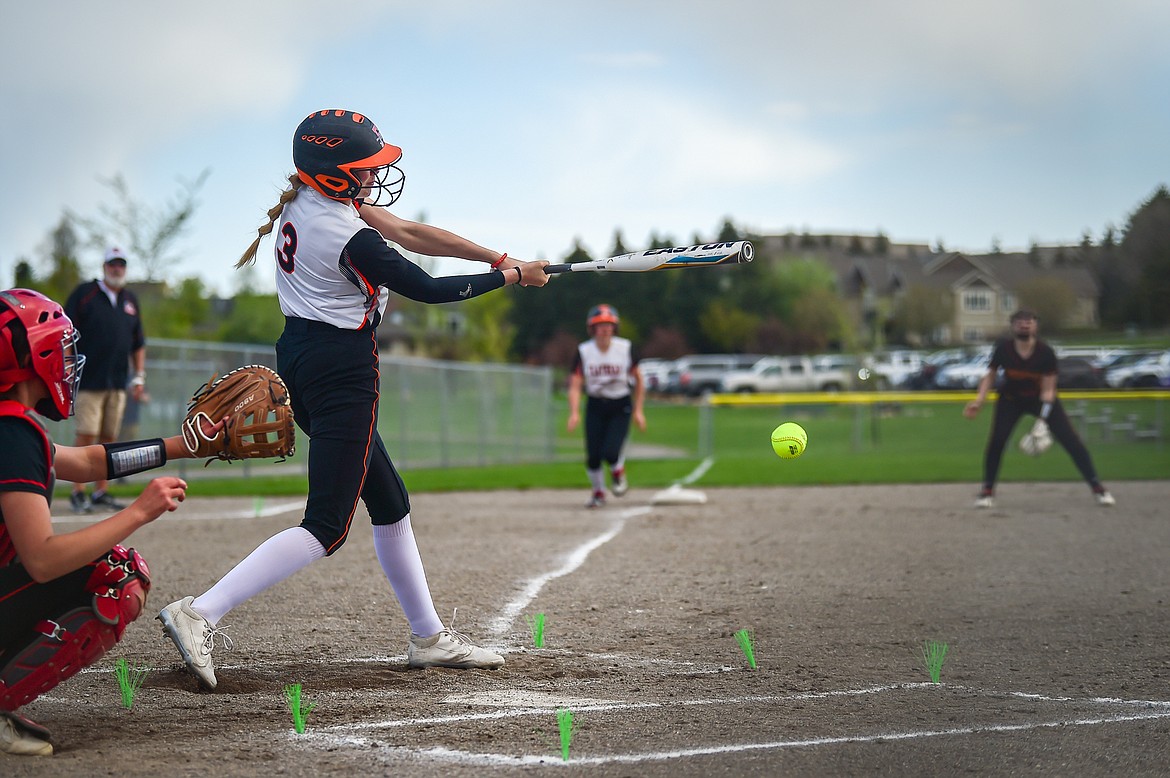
[758,235,1101,345]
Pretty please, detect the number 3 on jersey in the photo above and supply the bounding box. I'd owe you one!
[277,222,298,273]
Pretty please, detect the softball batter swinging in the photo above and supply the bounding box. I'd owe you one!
[158,109,549,687]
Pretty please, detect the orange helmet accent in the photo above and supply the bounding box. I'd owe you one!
[587,304,619,330]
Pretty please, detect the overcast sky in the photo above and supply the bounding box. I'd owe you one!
[2,0,1167,295]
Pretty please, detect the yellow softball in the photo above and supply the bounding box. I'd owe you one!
[771,422,807,459]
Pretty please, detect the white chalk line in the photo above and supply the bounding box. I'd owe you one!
[487,506,651,639]
[311,681,1170,735]
[675,456,714,486]
[297,682,1170,767]
[312,710,1170,767]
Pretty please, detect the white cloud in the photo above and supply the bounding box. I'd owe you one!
[546,87,845,199]
[579,51,665,69]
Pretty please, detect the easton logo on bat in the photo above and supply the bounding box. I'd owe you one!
[642,242,738,256]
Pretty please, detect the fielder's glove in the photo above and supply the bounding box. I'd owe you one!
[181,365,295,463]
[1018,417,1053,457]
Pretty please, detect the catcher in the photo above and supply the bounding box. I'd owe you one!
[0,289,228,757]
[963,309,1114,509]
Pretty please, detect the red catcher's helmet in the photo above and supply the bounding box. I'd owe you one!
[293,109,405,206]
[586,304,620,332]
[0,289,86,421]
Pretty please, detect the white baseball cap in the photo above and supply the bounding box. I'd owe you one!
[104,247,128,264]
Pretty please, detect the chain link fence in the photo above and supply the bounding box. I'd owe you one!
[56,338,555,479]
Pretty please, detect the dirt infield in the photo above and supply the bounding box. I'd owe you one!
[9,481,1170,776]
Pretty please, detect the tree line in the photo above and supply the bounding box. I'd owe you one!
[11,179,1170,368]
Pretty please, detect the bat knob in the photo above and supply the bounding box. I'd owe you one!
[740,242,755,263]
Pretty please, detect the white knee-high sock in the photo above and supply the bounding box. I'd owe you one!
[372,515,443,638]
[191,527,325,626]
[587,468,605,493]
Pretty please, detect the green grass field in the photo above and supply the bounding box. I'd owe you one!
[89,394,1168,497]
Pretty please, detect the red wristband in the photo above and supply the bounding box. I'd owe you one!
[490,252,508,269]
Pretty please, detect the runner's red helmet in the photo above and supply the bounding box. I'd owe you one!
[587,304,620,332]
[0,289,86,420]
[293,109,405,206]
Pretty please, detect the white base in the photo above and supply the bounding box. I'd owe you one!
[650,485,709,505]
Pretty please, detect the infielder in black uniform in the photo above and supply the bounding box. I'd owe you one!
[0,289,217,756]
[567,305,646,508]
[963,309,1114,508]
[158,109,549,688]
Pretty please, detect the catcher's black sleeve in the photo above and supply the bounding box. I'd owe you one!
[343,228,506,304]
[0,417,52,499]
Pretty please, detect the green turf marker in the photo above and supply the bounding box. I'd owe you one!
[526,612,546,648]
[734,628,758,669]
[284,683,316,734]
[556,708,575,761]
[921,639,949,683]
[253,496,264,517]
[113,657,149,709]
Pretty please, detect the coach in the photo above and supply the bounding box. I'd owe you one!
[64,247,147,514]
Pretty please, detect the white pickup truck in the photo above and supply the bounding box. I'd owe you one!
[720,356,853,393]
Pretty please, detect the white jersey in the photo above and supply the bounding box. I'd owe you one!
[574,337,636,399]
[274,187,388,329]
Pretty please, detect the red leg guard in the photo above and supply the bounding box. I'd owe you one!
[0,545,150,711]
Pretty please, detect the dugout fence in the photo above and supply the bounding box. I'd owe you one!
[55,338,556,478]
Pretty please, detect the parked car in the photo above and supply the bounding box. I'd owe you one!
[1090,349,1146,370]
[720,355,853,393]
[1056,356,1106,389]
[1105,350,1170,388]
[666,354,764,396]
[934,352,992,389]
[812,354,860,389]
[637,358,676,393]
[863,350,926,389]
[905,348,986,390]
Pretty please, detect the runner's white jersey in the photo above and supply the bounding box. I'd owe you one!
[574,337,636,399]
[274,187,388,329]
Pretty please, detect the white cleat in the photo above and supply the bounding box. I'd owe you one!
[408,628,504,669]
[0,712,53,756]
[610,467,629,497]
[158,596,230,689]
[1095,490,1116,506]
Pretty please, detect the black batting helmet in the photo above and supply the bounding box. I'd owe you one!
[293,110,405,206]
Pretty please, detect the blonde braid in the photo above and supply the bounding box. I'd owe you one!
[235,175,304,268]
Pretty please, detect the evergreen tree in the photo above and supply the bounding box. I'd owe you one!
[1119,185,1170,326]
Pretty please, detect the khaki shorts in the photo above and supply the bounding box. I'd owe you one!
[74,389,128,440]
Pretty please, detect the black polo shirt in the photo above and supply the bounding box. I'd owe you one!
[64,280,146,391]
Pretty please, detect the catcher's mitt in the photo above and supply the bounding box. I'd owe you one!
[1019,417,1053,457]
[181,365,295,463]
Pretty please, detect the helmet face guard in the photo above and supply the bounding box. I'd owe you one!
[0,289,86,420]
[346,161,405,207]
[293,109,405,206]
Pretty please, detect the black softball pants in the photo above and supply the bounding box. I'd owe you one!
[276,317,410,556]
[584,395,632,470]
[982,396,1100,490]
